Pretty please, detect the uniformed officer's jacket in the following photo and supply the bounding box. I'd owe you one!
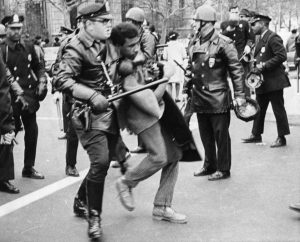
[221,20,255,58]
[0,49,14,135]
[254,29,290,94]
[186,30,244,113]
[0,38,46,113]
[54,28,118,134]
[140,29,157,60]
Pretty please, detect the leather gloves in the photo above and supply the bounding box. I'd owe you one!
[89,92,109,114]
[71,83,108,114]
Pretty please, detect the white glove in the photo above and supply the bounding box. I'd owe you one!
[235,97,246,106]
[0,132,15,145]
[244,45,251,55]
[53,91,61,104]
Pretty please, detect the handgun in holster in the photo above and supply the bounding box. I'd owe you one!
[72,101,91,132]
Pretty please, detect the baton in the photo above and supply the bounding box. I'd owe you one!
[56,99,63,131]
[108,78,168,102]
[173,60,187,74]
[156,44,168,49]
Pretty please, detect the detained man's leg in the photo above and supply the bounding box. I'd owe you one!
[116,122,167,211]
[152,125,187,223]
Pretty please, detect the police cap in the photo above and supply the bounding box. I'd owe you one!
[60,26,74,35]
[76,2,113,20]
[250,13,272,24]
[1,14,24,28]
[239,9,250,17]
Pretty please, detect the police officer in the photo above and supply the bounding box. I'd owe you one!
[125,7,157,153]
[242,14,290,147]
[221,6,255,97]
[0,48,19,194]
[52,24,81,177]
[186,5,245,180]
[54,3,124,239]
[1,14,47,179]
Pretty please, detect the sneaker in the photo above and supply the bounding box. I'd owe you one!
[152,206,187,224]
[116,177,135,211]
[73,196,87,218]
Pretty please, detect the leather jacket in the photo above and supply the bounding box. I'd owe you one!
[186,30,245,113]
[54,28,118,134]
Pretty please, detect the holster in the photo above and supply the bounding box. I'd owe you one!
[71,101,91,132]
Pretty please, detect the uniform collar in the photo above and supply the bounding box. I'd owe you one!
[208,29,219,44]
[78,28,100,48]
[5,38,26,50]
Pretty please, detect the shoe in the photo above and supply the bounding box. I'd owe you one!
[193,167,216,177]
[57,133,67,140]
[22,167,45,179]
[88,209,102,240]
[289,202,300,213]
[130,146,146,153]
[66,165,79,177]
[116,177,135,211]
[0,181,20,194]
[153,206,187,224]
[208,171,230,181]
[270,136,286,148]
[73,196,87,218]
[242,134,262,143]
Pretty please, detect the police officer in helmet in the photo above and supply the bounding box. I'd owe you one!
[185,4,245,180]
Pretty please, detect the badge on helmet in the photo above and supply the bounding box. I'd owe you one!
[233,97,260,122]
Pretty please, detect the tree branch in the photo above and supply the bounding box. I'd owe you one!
[46,0,64,12]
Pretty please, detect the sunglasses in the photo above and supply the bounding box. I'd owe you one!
[91,19,112,25]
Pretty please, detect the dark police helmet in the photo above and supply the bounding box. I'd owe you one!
[234,97,260,122]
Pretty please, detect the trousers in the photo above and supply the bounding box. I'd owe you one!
[197,112,231,172]
[124,121,182,207]
[252,90,290,137]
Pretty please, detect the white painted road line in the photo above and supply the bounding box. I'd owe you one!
[0,169,89,218]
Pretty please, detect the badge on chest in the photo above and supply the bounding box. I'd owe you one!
[209,57,215,68]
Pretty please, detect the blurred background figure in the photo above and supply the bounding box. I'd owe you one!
[0,24,6,43]
[163,31,187,102]
[53,37,61,47]
[286,28,297,53]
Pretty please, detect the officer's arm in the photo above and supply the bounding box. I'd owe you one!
[262,35,287,71]
[245,21,255,48]
[223,42,245,98]
[31,45,47,81]
[141,32,156,59]
[54,45,108,113]
[6,67,24,96]
[0,54,14,135]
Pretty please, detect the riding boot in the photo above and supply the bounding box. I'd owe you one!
[86,179,104,240]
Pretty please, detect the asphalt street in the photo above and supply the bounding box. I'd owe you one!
[0,87,300,242]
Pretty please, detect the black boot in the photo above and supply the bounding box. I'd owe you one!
[73,196,87,218]
[86,179,104,240]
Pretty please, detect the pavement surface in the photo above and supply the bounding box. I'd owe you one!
[0,83,300,242]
